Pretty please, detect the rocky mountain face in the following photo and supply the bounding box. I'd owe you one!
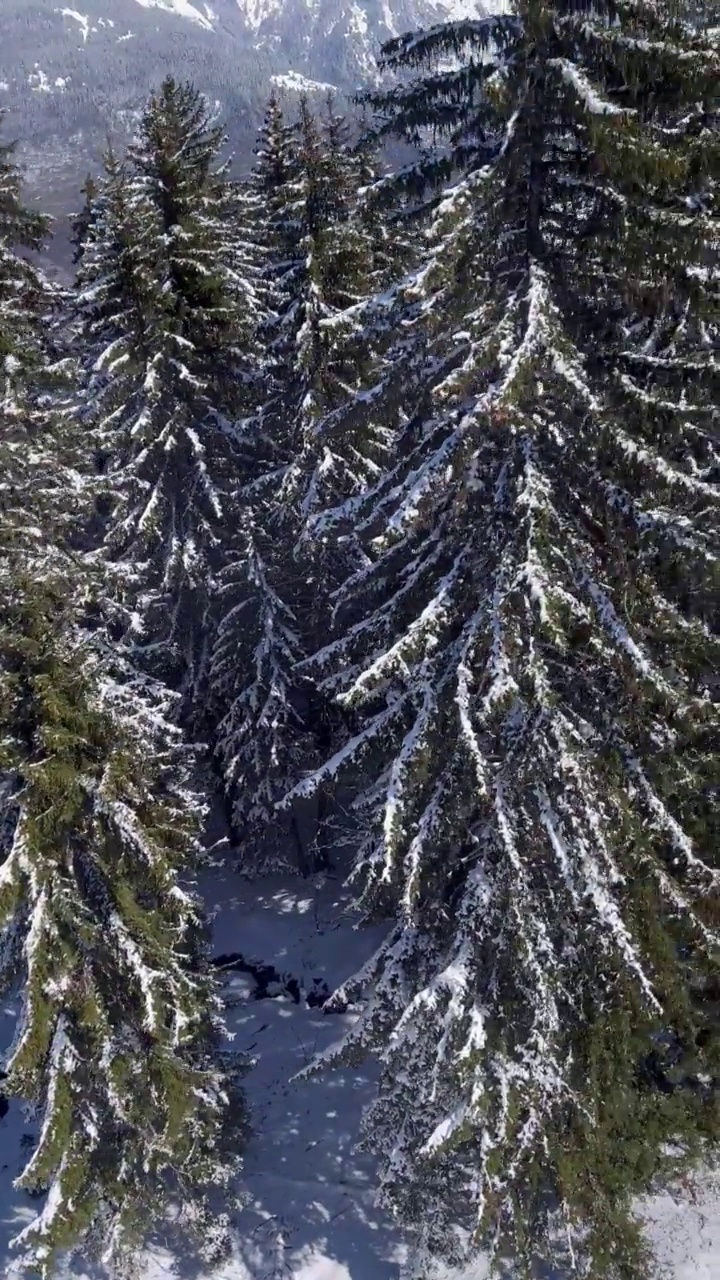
[0,0,480,265]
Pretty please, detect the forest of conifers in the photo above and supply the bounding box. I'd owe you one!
[0,3,718,1279]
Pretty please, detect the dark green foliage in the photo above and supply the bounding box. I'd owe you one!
[1,106,242,1278]
[74,80,260,723]
[2,21,717,1277]
[127,77,257,397]
[0,578,243,1279]
[288,4,720,1276]
[70,172,100,267]
[0,113,52,386]
[210,91,402,862]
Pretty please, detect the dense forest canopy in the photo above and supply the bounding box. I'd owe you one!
[0,3,718,1277]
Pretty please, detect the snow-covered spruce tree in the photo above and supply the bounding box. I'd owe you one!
[351,125,419,296]
[127,76,259,406]
[70,172,100,267]
[0,109,80,558]
[0,576,244,1280]
[232,89,303,476]
[76,82,258,725]
[248,88,302,299]
[281,93,397,531]
[2,139,243,1279]
[209,96,312,866]
[211,95,394,862]
[283,6,720,1277]
[0,114,53,391]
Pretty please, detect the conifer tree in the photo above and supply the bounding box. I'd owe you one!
[210,95,312,863]
[285,6,720,1277]
[239,89,303,461]
[0,581,243,1279]
[127,77,259,403]
[211,95,391,861]
[1,123,243,1278]
[0,115,52,392]
[352,128,418,295]
[0,112,77,564]
[75,82,258,724]
[282,94,392,528]
[70,172,100,267]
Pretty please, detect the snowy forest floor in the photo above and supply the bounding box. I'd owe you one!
[2,830,720,1279]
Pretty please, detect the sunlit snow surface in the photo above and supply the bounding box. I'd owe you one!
[133,0,216,30]
[270,71,338,93]
[1,857,719,1279]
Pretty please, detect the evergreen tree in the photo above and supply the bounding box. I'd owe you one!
[211,95,391,863]
[209,95,312,864]
[1,125,243,1277]
[282,94,393,529]
[75,82,259,724]
[286,6,720,1277]
[0,110,77,563]
[210,505,308,868]
[352,126,418,296]
[0,580,243,1279]
[243,91,390,519]
[70,172,100,267]
[238,89,302,466]
[0,114,52,395]
[127,76,258,403]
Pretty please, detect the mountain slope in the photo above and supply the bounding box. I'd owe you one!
[0,0,482,254]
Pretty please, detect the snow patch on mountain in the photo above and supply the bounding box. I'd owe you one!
[57,7,119,42]
[133,0,216,30]
[27,65,70,94]
[379,0,400,36]
[28,67,52,93]
[271,70,338,93]
[58,8,91,41]
[440,0,489,15]
[237,0,286,31]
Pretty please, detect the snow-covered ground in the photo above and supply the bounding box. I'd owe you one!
[0,860,399,1280]
[2,856,720,1279]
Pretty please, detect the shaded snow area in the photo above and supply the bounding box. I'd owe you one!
[2,862,720,1279]
[203,864,403,1280]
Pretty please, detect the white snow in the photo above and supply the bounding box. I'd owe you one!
[57,8,91,42]
[1,835,720,1278]
[380,0,398,35]
[550,57,630,115]
[28,66,52,93]
[133,0,216,30]
[435,0,487,17]
[349,3,369,38]
[640,1173,720,1280]
[236,0,285,30]
[270,71,338,94]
